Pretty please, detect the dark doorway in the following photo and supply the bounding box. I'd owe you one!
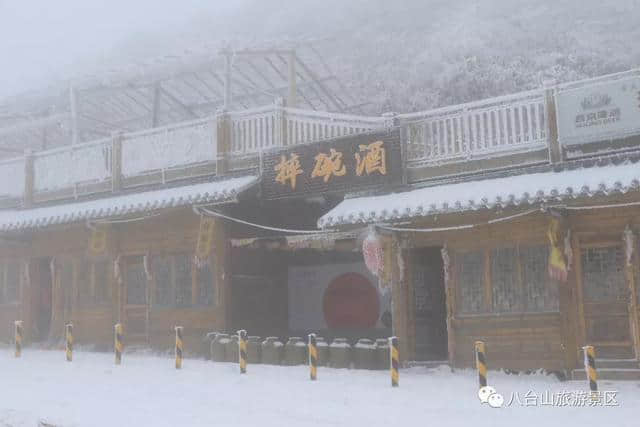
[30,258,52,342]
[412,247,448,361]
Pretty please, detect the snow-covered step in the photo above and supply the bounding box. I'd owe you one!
[571,368,640,381]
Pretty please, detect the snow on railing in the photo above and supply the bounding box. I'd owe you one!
[33,138,112,192]
[282,107,387,146]
[0,157,25,198]
[229,105,280,154]
[122,117,217,177]
[400,89,548,165]
[229,104,387,154]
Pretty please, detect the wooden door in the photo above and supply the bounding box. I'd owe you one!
[412,248,448,361]
[580,245,634,359]
[123,256,148,344]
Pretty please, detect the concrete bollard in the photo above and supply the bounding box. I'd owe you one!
[175,326,184,369]
[284,337,307,365]
[316,336,329,367]
[354,338,376,370]
[389,336,399,387]
[475,341,487,389]
[65,323,73,362]
[14,321,23,358]
[261,337,283,365]
[328,338,351,369]
[374,338,389,370]
[224,335,239,363]
[238,330,247,374]
[247,336,262,364]
[211,333,228,362]
[114,323,124,365]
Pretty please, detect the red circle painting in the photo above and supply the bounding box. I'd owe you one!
[322,272,380,328]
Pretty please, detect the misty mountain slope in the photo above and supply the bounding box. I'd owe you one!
[3,0,640,115]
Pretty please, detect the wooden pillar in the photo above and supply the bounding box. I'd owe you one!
[215,111,231,175]
[287,51,297,108]
[387,234,409,363]
[111,132,123,192]
[211,217,231,331]
[23,149,34,208]
[544,80,561,164]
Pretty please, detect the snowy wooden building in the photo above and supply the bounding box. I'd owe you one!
[1,62,640,377]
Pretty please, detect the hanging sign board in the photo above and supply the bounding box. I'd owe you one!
[261,128,402,200]
[556,75,640,145]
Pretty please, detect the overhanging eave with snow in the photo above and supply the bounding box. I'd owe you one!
[318,162,640,228]
[0,175,258,232]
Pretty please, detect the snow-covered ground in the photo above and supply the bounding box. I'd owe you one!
[1,349,639,427]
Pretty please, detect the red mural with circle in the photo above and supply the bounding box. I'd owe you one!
[322,272,380,328]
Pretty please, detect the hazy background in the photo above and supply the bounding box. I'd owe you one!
[1,0,639,113]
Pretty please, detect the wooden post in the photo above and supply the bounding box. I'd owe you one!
[215,111,230,175]
[111,132,123,192]
[23,149,34,208]
[287,51,297,108]
[544,80,561,164]
[274,98,286,147]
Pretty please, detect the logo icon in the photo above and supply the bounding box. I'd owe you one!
[478,386,504,408]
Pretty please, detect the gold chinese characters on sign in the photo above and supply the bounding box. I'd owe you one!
[273,141,387,190]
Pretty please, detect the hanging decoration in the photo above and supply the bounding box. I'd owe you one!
[547,215,568,282]
[195,215,216,269]
[88,227,108,255]
[623,225,635,267]
[362,225,383,277]
[114,255,123,285]
[143,254,153,281]
[563,229,573,272]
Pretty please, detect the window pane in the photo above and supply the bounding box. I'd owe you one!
[491,247,519,313]
[521,246,558,312]
[581,246,626,302]
[94,260,110,304]
[5,262,20,303]
[126,260,147,305]
[174,254,192,307]
[197,260,215,306]
[153,256,172,306]
[458,251,484,314]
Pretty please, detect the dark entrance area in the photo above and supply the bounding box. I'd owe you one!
[30,257,52,342]
[412,247,448,361]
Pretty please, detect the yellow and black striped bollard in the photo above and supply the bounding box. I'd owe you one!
[175,326,184,369]
[389,336,399,387]
[475,341,487,389]
[238,329,247,374]
[65,323,73,362]
[308,333,318,381]
[583,345,598,397]
[14,320,23,358]
[114,323,124,365]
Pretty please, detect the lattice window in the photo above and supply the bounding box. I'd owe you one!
[197,258,216,306]
[491,247,520,312]
[521,245,558,312]
[581,246,626,302]
[0,261,20,304]
[126,259,147,305]
[413,265,431,317]
[458,251,485,314]
[174,254,192,307]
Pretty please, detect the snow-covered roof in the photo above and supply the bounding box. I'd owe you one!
[318,162,640,228]
[0,175,257,232]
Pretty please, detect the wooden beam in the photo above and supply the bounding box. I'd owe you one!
[294,54,346,111]
[287,51,297,108]
[223,52,232,109]
[151,84,161,128]
[157,85,199,118]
